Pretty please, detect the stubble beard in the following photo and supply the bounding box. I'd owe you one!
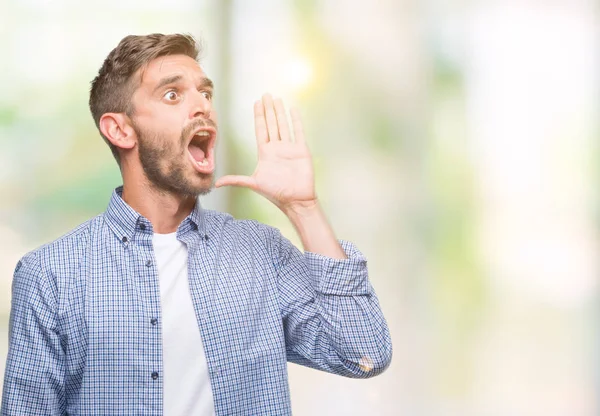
[134,122,215,197]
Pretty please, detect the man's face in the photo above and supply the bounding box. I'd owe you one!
[129,54,217,196]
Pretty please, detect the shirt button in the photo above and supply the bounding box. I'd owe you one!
[122,236,128,243]
[145,260,152,267]
[151,371,159,380]
[150,318,158,326]
[140,224,146,231]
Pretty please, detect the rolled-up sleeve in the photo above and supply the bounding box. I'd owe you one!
[273,230,392,378]
[1,253,65,416]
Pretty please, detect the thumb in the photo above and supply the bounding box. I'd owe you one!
[215,175,256,189]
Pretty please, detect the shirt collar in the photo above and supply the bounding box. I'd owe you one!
[104,186,207,243]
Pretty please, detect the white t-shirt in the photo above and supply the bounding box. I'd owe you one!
[153,232,215,416]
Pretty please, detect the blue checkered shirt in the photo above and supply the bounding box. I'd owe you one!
[2,187,392,415]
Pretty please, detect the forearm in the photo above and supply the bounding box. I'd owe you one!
[283,200,347,259]
[276,235,392,378]
[285,290,392,378]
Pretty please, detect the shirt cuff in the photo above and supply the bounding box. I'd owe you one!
[305,240,372,296]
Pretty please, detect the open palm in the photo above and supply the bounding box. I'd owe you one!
[216,94,316,212]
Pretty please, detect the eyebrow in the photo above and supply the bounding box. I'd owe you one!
[200,77,214,90]
[153,75,214,93]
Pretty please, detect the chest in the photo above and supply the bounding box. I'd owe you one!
[64,237,286,369]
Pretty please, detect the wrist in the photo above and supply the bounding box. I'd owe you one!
[281,199,320,219]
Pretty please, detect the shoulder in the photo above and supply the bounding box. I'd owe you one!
[13,215,104,288]
[203,209,279,239]
[202,209,285,256]
[22,215,101,266]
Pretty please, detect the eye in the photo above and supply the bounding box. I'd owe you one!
[200,90,212,100]
[163,90,180,102]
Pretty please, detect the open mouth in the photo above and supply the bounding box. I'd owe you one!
[187,127,216,174]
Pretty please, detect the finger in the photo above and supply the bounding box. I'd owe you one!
[254,100,269,144]
[215,175,257,189]
[273,98,291,142]
[290,107,306,145]
[262,93,280,141]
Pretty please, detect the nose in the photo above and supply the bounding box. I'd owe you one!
[189,90,212,120]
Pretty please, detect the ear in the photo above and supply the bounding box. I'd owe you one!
[99,113,137,151]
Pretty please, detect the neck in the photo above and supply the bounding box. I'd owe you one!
[121,176,197,235]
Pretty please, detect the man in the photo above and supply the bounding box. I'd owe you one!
[1,33,392,415]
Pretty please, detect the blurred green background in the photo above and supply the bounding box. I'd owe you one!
[1,0,599,414]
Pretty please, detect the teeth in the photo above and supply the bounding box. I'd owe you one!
[197,158,209,167]
[196,131,210,137]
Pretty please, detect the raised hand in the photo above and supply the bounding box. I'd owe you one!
[215,94,316,214]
